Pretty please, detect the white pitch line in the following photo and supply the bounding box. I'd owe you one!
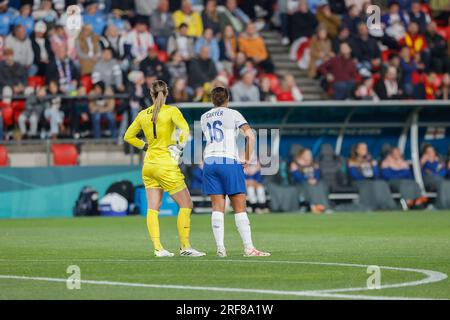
[0,259,447,300]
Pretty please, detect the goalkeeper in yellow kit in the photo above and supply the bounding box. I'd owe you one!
[124,80,205,257]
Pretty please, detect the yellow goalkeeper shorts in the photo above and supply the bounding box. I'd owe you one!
[142,163,187,195]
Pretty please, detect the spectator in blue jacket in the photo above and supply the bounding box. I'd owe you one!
[381,147,427,209]
[420,144,450,209]
[0,2,15,37]
[82,1,107,36]
[195,27,220,64]
[348,143,396,210]
[13,4,34,37]
[290,148,330,214]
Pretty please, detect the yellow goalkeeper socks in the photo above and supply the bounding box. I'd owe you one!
[177,208,192,250]
[147,209,163,251]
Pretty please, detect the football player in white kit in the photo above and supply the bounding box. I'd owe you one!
[200,87,271,257]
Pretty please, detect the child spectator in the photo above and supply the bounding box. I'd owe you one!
[381,147,427,209]
[276,74,303,101]
[290,148,330,214]
[348,142,396,210]
[44,81,64,140]
[259,76,277,102]
[355,76,379,101]
[89,81,117,139]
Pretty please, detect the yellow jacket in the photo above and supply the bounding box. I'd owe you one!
[173,10,203,38]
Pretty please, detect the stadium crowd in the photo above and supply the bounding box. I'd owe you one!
[186,142,450,214]
[0,0,448,142]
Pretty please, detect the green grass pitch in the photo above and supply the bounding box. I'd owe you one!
[0,212,449,300]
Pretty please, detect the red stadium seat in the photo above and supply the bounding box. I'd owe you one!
[0,145,8,167]
[1,103,13,126]
[81,75,93,93]
[11,100,25,111]
[157,50,169,63]
[435,26,449,40]
[28,76,45,88]
[51,144,78,166]
[381,49,397,62]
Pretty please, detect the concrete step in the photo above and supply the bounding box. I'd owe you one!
[267,46,290,54]
[273,60,301,69]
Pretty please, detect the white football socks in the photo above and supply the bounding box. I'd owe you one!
[211,211,225,248]
[247,186,257,205]
[234,212,254,250]
[256,186,266,204]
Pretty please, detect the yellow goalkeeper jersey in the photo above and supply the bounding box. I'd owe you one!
[124,104,189,165]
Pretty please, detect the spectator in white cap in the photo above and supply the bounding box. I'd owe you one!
[31,20,53,76]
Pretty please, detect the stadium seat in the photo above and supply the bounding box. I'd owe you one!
[81,75,93,93]
[157,50,169,63]
[51,144,78,166]
[0,145,8,167]
[1,103,13,126]
[27,76,45,89]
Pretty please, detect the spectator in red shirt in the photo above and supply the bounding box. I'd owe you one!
[276,74,303,102]
[318,42,358,100]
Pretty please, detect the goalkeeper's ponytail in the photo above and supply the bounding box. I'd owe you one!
[150,80,168,138]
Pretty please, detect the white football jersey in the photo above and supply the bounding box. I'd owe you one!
[201,107,248,160]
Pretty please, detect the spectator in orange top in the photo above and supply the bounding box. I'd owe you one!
[238,22,274,73]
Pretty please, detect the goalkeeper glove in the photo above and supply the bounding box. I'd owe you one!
[168,144,183,162]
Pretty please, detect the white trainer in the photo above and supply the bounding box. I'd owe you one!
[154,249,175,257]
[216,246,227,258]
[180,248,206,257]
[244,248,271,257]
